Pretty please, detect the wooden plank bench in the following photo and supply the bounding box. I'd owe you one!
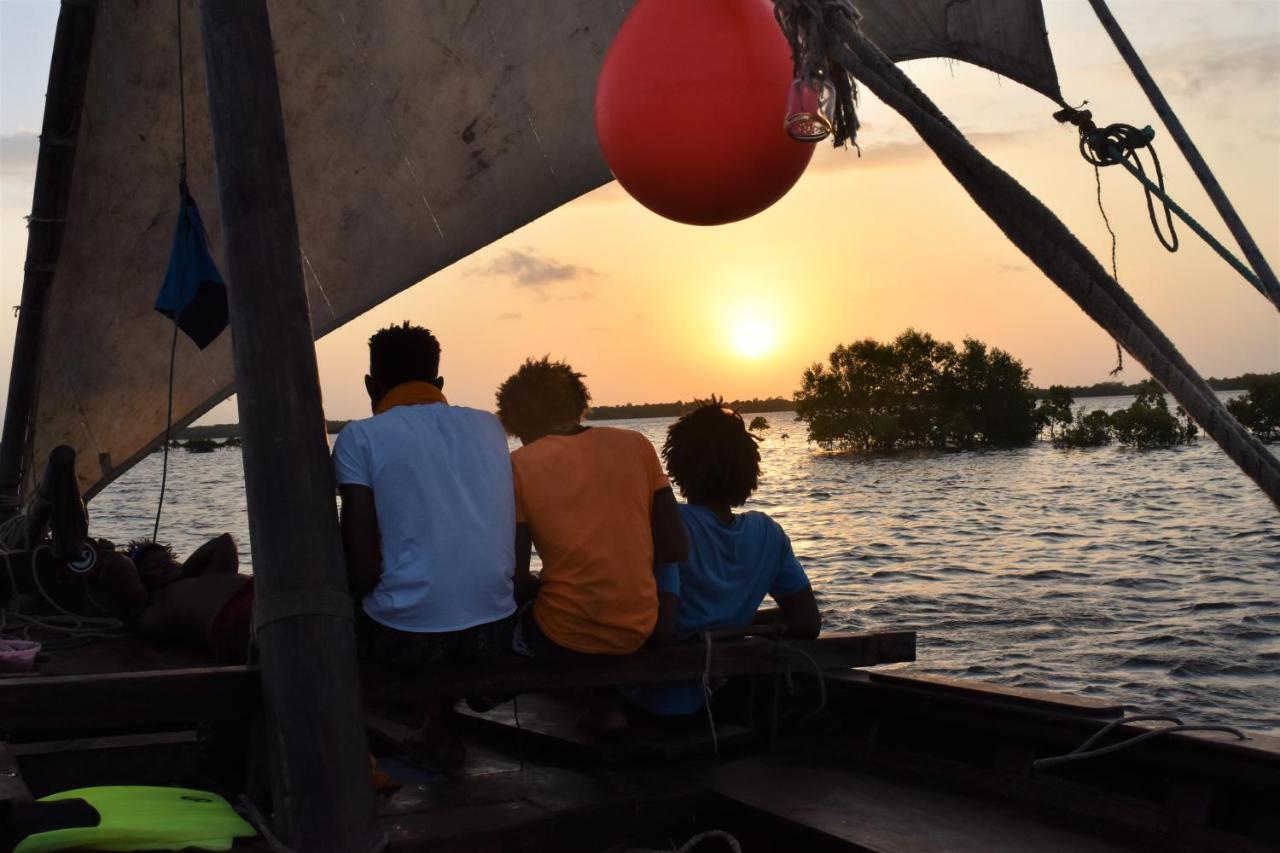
[360,631,916,705]
[0,632,914,733]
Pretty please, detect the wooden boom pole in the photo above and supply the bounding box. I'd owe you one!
[1086,0,1280,309]
[197,1,383,849]
[0,0,97,517]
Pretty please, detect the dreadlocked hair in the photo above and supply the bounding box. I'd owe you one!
[663,397,763,508]
[495,356,592,441]
[368,322,441,389]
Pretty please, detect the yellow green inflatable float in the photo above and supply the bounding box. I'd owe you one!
[7,786,256,852]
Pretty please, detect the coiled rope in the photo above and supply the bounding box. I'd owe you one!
[1055,106,1274,304]
[1034,714,1247,770]
[1070,115,1179,252]
[0,545,127,650]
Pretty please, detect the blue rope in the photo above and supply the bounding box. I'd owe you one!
[1100,144,1269,299]
[1055,107,1277,306]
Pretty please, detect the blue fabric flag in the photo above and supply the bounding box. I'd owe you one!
[155,183,228,349]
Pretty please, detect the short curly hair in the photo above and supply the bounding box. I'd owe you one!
[496,356,591,441]
[368,322,441,389]
[663,398,762,507]
[124,538,175,567]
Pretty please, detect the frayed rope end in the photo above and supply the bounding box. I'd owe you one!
[774,0,863,148]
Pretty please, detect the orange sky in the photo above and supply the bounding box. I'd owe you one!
[2,1,1277,420]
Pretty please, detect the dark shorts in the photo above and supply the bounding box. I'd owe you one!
[208,578,255,664]
[511,607,599,661]
[355,609,515,672]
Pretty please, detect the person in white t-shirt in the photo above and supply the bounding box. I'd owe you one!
[333,322,516,765]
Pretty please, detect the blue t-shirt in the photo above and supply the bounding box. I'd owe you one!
[626,504,811,716]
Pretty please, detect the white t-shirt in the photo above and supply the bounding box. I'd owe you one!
[332,402,516,633]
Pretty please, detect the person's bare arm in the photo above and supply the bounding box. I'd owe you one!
[758,585,821,639]
[513,523,539,603]
[647,590,681,647]
[179,532,239,578]
[650,487,689,564]
[338,484,381,599]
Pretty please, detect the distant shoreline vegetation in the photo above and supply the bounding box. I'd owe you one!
[583,373,1271,421]
[169,371,1276,443]
[586,397,794,421]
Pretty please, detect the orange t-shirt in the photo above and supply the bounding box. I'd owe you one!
[512,427,670,654]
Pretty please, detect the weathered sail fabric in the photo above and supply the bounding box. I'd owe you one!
[855,0,1061,103]
[23,0,1062,499]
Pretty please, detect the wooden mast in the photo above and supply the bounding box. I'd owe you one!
[0,0,97,518]
[197,1,383,849]
[1086,0,1280,309]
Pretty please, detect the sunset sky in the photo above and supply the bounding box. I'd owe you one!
[1,1,1277,422]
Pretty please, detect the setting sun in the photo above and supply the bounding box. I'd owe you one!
[730,316,778,360]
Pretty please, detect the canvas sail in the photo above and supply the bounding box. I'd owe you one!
[16,0,1061,500]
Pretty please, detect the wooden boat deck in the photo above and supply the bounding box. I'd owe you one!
[27,634,224,677]
[227,746,1157,852]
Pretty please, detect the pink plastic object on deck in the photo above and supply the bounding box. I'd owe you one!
[0,639,41,672]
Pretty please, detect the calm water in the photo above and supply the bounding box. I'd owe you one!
[91,395,1280,734]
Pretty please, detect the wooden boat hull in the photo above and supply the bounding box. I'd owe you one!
[5,653,1277,852]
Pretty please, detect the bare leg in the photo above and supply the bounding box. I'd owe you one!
[405,699,466,769]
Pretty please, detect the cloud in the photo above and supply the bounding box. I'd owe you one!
[1145,36,1278,99]
[806,129,1044,173]
[497,311,523,320]
[0,131,38,175]
[468,247,602,289]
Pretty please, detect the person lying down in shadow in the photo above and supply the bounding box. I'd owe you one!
[92,532,254,664]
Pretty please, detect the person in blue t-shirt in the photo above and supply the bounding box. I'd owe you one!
[625,400,821,716]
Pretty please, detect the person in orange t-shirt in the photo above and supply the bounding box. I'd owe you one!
[495,357,689,659]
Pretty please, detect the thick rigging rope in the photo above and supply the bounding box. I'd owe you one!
[770,0,1280,509]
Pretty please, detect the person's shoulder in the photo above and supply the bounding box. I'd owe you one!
[591,425,638,439]
[738,509,786,537]
[442,406,510,446]
[447,405,502,428]
[334,415,373,446]
[337,414,374,432]
[598,426,657,452]
[678,502,710,522]
[510,437,541,465]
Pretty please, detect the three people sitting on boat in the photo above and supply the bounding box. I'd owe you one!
[328,332,820,730]
[494,356,689,660]
[332,322,517,760]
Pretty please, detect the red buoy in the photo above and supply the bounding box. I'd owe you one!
[595,0,815,226]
